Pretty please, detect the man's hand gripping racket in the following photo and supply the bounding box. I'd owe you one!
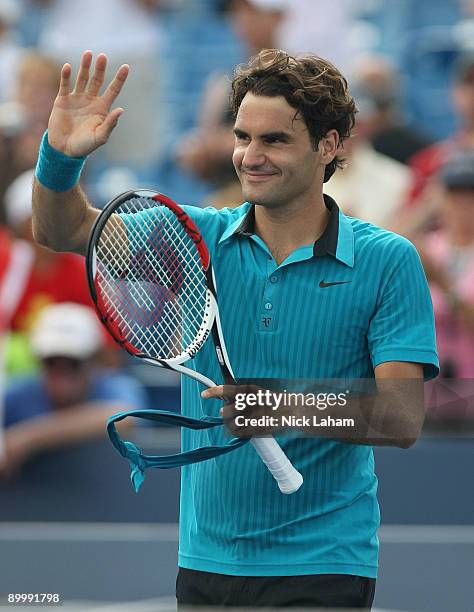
[86,190,303,494]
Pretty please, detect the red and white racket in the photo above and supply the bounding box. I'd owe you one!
[86,189,303,494]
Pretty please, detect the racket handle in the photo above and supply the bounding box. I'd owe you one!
[250,438,303,494]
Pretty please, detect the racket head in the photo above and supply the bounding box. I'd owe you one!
[86,189,216,365]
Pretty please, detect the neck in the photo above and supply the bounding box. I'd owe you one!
[254,193,329,264]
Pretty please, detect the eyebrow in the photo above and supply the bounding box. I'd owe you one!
[233,128,292,142]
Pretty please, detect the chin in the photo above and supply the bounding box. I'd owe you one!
[242,187,276,207]
[244,194,282,209]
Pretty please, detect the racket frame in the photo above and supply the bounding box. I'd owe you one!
[86,189,303,494]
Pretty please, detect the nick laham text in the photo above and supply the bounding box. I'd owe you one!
[234,415,355,428]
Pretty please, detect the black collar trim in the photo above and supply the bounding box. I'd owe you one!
[234,194,339,258]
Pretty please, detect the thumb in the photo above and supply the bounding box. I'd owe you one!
[95,107,124,146]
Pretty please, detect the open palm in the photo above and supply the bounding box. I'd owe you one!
[48,51,129,158]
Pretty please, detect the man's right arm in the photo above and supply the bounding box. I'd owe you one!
[32,51,129,256]
[32,182,98,255]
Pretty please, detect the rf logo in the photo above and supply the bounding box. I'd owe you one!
[263,317,272,327]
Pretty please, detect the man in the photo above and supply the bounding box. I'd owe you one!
[177,0,287,206]
[395,53,474,236]
[350,56,433,165]
[415,151,474,380]
[1,302,146,478]
[32,49,438,609]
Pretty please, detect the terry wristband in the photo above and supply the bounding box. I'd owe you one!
[35,130,87,192]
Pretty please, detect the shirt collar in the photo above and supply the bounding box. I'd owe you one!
[218,194,354,267]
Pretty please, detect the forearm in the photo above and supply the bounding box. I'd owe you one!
[289,387,424,448]
[226,383,424,448]
[32,180,98,255]
[9,402,132,457]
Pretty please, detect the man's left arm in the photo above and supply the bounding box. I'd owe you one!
[204,364,424,448]
[205,238,437,448]
[339,360,425,447]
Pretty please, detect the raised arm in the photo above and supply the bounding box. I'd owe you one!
[32,51,129,255]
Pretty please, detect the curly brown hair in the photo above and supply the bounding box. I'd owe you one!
[230,49,357,182]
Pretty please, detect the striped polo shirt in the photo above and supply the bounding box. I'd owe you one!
[166,195,438,577]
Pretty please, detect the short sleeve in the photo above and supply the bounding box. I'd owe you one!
[367,240,439,380]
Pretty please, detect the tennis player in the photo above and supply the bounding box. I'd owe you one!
[32,49,438,609]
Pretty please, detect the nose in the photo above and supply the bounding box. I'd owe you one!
[241,140,266,169]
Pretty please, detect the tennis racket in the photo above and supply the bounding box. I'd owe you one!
[86,189,303,494]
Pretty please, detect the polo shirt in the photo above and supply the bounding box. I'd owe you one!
[125,195,439,578]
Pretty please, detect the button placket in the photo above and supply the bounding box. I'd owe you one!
[258,264,281,331]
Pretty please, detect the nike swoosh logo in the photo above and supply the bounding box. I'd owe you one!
[319,280,351,288]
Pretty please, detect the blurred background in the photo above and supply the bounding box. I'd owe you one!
[0,0,473,610]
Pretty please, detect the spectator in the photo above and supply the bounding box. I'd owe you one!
[1,169,95,375]
[405,53,474,211]
[323,84,411,228]
[416,151,474,381]
[351,56,433,164]
[0,302,147,478]
[276,0,360,73]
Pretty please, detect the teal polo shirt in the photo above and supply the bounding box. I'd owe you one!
[128,195,439,577]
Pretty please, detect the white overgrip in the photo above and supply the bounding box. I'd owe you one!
[250,437,303,494]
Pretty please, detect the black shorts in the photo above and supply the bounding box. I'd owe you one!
[176,567,376,609]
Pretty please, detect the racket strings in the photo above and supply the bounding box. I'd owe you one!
[94,197,209,360]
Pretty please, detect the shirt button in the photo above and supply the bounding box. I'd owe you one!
[264,302,273,310]
[270,275,278,283]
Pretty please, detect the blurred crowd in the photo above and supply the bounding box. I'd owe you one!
[0,0,473,479]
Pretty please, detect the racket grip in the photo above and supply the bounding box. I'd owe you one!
[250,438,303,494]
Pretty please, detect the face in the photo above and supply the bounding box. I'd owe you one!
[42,356,92,408]
[233,93,335,210]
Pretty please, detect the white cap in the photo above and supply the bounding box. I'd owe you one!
[30,303,104,360]
[4,169,35,229]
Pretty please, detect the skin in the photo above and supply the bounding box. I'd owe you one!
[31,52,424,447]
[32,51,129,254]
[232,92,338,263]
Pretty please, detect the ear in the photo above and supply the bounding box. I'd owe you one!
[318,129,340,163]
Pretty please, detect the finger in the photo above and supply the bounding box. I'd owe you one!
[201,385,240,399]
[101,64,130,108]
[74,50,93,93]
[94,107,124,146]
[58,63,72,97]
[201,386,226,399]
[87,53,108,96]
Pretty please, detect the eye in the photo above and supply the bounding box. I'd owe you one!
[265,136,285,144]
[234,132,249,142]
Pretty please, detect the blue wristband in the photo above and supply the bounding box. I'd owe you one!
[35,130,87,192]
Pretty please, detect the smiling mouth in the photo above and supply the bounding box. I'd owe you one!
[243,172,278,181]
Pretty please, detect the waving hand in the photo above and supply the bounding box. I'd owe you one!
[47,51,129,157]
